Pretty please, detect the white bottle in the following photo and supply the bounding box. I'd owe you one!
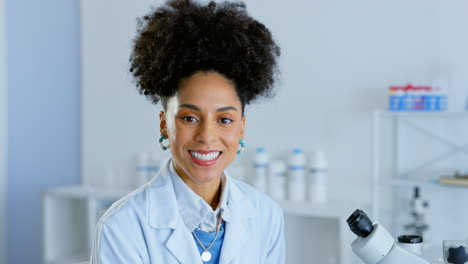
[135,153,150,187]
[288,148,306,201]
[308,150,328,203]
[253,147,268,193]
[269,160,286,200]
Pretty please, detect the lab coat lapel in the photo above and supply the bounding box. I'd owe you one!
[165,220,201,264]
[219,217,251,264]
[219,178,256,264]
[148,159,201,264]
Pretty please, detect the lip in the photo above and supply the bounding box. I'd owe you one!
[188,150,222,166]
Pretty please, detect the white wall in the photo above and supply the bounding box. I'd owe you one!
[81,0,447,200]
[81,0,468,262]
[0,0,7,262]
[81,0,164,188]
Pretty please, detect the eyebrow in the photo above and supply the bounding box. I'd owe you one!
[178,104,238,112]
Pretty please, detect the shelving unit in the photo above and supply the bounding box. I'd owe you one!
[42,186,128,264]
[370,109,468,260]
[371,109,468,220]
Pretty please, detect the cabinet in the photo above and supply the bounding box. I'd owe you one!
[42,186,131,264]
[370,109,468,260]
[43,184,365,264]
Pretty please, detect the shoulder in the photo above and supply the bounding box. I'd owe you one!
[91,183,154,263]
[97,182,151,231]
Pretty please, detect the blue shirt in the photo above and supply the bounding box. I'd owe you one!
[192,222,226,264]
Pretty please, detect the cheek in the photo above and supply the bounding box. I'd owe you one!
[170,124,192,149]
[222,130,241,148]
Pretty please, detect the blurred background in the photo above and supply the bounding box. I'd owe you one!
[3,0,468,263]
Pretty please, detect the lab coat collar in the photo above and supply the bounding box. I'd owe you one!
[147,158,179,229]
[219,169,256,263]
[148,157,256,229]
[169,159,230,231]
[148,157,256,264]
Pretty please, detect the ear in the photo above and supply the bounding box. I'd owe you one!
[240,115,246,140]
[159,111,167,136]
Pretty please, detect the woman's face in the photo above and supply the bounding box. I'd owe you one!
[161,71,245,186]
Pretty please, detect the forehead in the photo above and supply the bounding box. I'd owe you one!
[176,71,241,108]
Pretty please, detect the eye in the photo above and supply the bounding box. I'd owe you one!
[219,118,233,124]
[180,116,199,123]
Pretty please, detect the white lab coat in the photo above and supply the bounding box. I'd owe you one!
[90,158,285,264]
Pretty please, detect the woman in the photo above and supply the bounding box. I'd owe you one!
[90,0,283,263]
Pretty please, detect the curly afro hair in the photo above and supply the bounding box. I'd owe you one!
[129,0,280,113]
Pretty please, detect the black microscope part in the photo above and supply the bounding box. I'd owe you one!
[414,187,420,199]
[398,235,423,244]
[447,246,468,264]
[347,209,374,238]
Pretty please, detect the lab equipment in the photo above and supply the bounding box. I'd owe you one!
[388,83,447,111]
[288,148,306,201]
[269,160,287,200]
[443,240,468,264]
[404,187,429,237]
[308,150,328,203]
[347,209,429,264]
[253,147,268,193]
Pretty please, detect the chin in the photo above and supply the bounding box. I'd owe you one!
[189,167,224,184]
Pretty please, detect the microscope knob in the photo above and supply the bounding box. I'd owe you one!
[447,246,468,264]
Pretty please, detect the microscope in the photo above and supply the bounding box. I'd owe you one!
[404,187,429,237]
[346,209,430,263]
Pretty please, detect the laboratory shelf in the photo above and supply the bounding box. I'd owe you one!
[42,185,123,264]
[45,252,88,264]
[378,178,468,190]
[371,109,468,220]
[277,199,362,219]
[44,185,133,200]
[371,107,468,259]
[377,109,468,118]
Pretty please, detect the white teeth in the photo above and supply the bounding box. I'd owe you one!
[189,151,221,161]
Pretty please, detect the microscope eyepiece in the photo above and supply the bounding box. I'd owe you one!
[347,209,374,238]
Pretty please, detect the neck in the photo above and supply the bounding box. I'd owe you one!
[173,165,222,210]
[191,180,222,210]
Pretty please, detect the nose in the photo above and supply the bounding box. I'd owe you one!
[195,119,217,144]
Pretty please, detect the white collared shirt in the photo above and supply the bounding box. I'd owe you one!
[169,160,231,232]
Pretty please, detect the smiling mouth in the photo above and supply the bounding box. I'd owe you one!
[188,150,222,161]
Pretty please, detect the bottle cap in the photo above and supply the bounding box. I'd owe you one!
[292,148,303,154]
[289,148,306,166]
[256,147,266,153]
[254,147,268,164]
